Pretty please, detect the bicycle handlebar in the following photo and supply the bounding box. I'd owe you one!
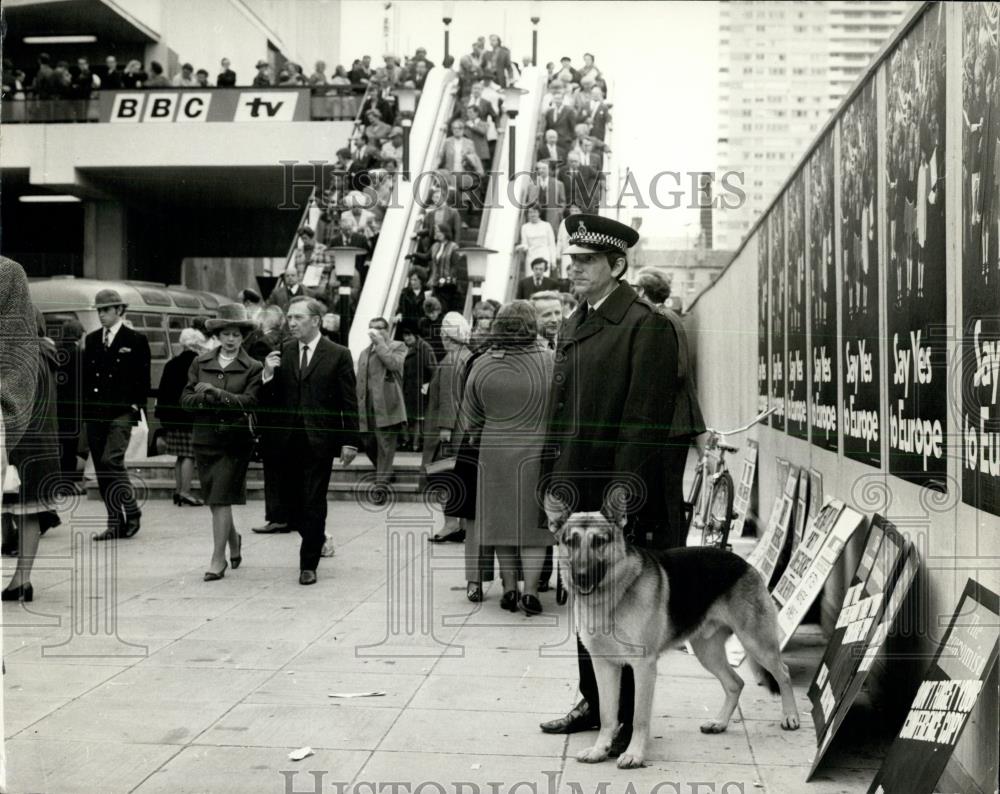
[706,406,776,439]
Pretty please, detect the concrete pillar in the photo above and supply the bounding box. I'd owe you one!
[83,201,127,280]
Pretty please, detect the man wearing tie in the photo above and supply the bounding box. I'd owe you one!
[356,318,407,495]
[438,118,484,195]
[515,258,560,299]
[559,151,601,213]
[544,89,577,148]
[83,289,151,541]
[530,160,567,235]
[536,129,566,170]
[261,296,359,585]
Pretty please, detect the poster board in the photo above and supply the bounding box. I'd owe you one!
[960,2,1000,517]
[808,518,907,737]
[839,78,882,469]
[792,471,810,554]
[808,469,824,522]
[772,498,843,609]
[884,5,948,490]
[758,216,770,417]
[731,439,759,539]
[868,579,999,794]
[808,132,839,454]
[775,501,865,647]
[809,534,920,778]
[747,462,798,586]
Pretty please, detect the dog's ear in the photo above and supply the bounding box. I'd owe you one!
[543,491,570,534]
[600,485,629,531]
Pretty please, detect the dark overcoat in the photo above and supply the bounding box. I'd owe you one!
[181,348,262,452]
[544,281,680,545]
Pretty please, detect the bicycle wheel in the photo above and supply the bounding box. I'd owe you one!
[702,471,735,549]
[684,464,704,534]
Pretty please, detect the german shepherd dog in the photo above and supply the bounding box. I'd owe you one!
[544,491,800,769]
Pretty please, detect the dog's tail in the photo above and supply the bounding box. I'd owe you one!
[747,655,781,695]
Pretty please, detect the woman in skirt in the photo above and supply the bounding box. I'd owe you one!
[182,304,262,581]
[156,327,207,505]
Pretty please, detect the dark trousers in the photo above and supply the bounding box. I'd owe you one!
[261,437,288,524]
[85,416,140,527]
[578,636,635,726]
[663,441,693,548]
[284,438,334,572]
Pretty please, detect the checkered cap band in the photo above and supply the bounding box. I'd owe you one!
[567,230,628,252]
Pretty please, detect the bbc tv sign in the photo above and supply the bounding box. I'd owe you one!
[99,88,310,123]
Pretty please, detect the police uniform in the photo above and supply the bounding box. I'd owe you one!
[538,215,682,754]
[82,290,151,540]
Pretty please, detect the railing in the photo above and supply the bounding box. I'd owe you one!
[348,66,459,360]
[0,85,369,124]
[480,65,548,304]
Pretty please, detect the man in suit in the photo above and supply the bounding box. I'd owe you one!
[267,263,308,312]
[356,317,407,495]
[538,216,681,759]
[544,88,577,149]
[559,151,602,214]
[536,129,566,171]
[528,160,567,234]
[438,118,485,196]
[82,289,151,541]
[515,258,560,299]
[327,217,369,278]
[261,296,359,585]
[579,84,612,141]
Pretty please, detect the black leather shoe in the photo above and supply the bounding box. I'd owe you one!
[608,724,633,758]
[122,518,141,539]
[299,570,317,586]
[500,590,520,612]
[93,528,120,542]
[252,522,289,534]
[520,593,543,616]
[539,699,599,734]
[428,529,465,543]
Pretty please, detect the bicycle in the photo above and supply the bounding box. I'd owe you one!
[685,407,775,549]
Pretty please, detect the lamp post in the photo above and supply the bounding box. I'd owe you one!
[530,4,540,66]
[395,86,418,180]
[442,1,454,60]
[501,86,528,178]
[331,246,367,344]
[460,245,497,310]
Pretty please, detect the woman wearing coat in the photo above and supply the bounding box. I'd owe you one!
[427,223,470,314]
[461,300,554,615]
[2,309,61,603]
[518,205,558,275]
[182,304,263,581]
[394,267,429,338]
[399,319,437,452]
[156,327,207,506]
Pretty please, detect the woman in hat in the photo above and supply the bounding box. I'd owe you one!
[460,301,554,614]
[155,327,207,507]
[181,304,263,581]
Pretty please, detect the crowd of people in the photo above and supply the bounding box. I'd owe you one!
[3,207,700,758]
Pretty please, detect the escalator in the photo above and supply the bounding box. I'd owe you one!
[348,66,459,359]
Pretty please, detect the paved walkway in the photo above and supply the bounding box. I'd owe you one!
[3,499,886,793]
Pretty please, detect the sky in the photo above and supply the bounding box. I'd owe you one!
[338,0,720,241]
